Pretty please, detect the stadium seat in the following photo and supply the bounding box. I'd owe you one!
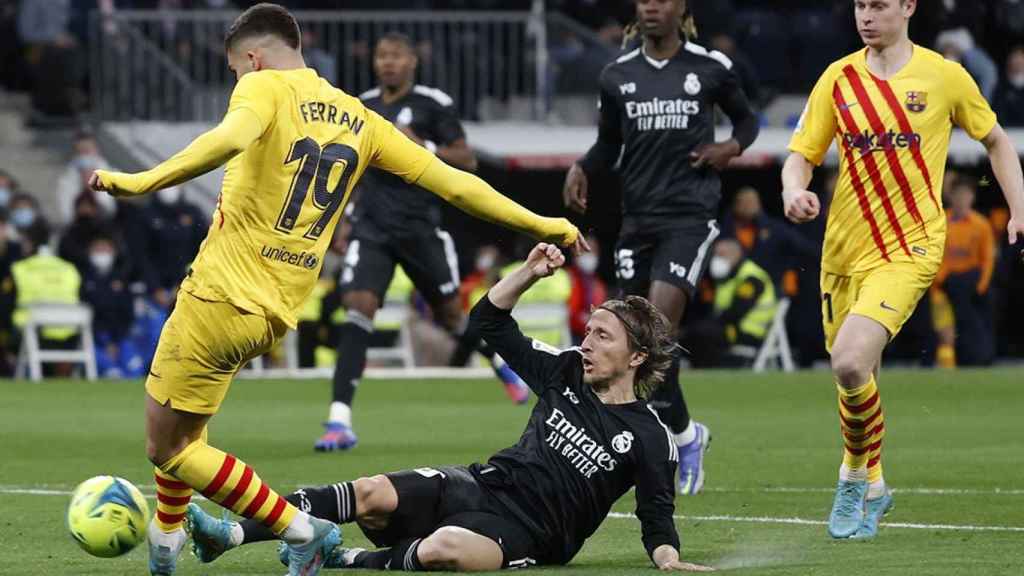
[16,303,98,381]
[752,298,795,373]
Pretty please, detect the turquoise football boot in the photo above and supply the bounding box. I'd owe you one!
[827,479,868,539]
[852,489,894,539]
[185,503,236,563]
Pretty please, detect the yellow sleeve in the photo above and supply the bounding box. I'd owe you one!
[788,64,839,166]
[367,109,579,245]
[947,62,998,141]
[94,107,263,195]
[226,70,279,136]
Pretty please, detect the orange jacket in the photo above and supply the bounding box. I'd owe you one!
[937,210,995,293]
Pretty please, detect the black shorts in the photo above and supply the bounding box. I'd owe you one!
[614,218,720,297]
[362,466,540,569]
[339,219,461,304]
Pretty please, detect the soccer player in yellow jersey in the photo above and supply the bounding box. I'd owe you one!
[782,0,1024,540]
[88,4,582,575]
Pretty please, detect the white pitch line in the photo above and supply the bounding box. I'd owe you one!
[701,486,1024,496]
[606,512,1024,533]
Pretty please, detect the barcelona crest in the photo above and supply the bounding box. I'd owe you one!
[905,91,927,113]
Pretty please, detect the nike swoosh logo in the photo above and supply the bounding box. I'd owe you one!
[148,370,162,379]
[880,301,898,312]
[480,466,496,475]
[839,102,859,111]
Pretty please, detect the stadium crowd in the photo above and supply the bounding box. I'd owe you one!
[0,0,1022,377]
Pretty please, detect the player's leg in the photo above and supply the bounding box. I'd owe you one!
[318,236,394,451]
[644,222,720,495]
[147,293,340,575]
[398,228,530,403]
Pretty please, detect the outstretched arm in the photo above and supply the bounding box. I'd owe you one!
[980,123,1024,245]
[90,108,263,197]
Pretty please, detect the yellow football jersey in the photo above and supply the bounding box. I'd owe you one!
[789,46,997,275]
[180,68,433,328]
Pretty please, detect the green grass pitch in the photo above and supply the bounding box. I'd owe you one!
[3,370,1023,575]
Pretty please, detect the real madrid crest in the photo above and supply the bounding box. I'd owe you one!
[905,91,927,113]
[612,431,634,454]
[684,73,701,96]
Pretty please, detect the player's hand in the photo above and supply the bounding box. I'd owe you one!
[563,163,589,214]
[1006,215,1024,260]
[524,243,566,278]
[88,170,135,198]
[659,560,716,572]
[689,139,740,171]
[782,188,821,223]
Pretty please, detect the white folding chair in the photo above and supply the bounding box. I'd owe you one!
[16,303,98,381]
[752,297,795,372]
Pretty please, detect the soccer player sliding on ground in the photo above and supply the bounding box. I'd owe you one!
[88,4,583,575]
[563,0,759,495]
[316,31,532,454]
[782,0,1024,539]
[187,242,713,572]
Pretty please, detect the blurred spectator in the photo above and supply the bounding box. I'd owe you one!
[936,177,996,366]
[936,28,999,100]
[0,211,21,376]
[720,186,817,289]
[133,187,208,309]
[17,0,79,118]
[710,34,761,109]
[993,46,1024,128]
[0,170,16,211]
[80,233,146,378]
[681,238,777,367]
[11,221,81,376]
[57,132,116,225]
[303,29,337,85]
[58,194,110,272]
[567,234,608,345]
[8,193,45,246]
[459,244,502,312]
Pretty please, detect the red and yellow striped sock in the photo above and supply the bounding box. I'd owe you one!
[159,439,298,534]
[153,468,192,532]
[837,376,885,480]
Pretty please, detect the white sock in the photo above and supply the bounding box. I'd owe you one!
[839,463,868,483]
[228,522,244,548]
[867,478,887,500]
[148,517,186,544]
[329,402,352,428]
[672,421,697,447]
[280,510,315,545]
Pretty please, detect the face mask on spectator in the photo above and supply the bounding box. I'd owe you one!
[0,187,10,207]
[709,256,732,280]
[11,207,35,228]
[72,155,103,173]
[475,253,495,272]
[1010,73,1024,89]
[90,251,115,273]
[577,253,599,274]
[157,187,183,204]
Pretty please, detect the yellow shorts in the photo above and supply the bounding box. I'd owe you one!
[820,260,939,352]
[146,291,287,414]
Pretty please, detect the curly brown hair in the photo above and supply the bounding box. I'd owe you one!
[596,296,677,399]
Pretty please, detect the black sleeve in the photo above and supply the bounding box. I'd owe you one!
[634,427,680,563]
[578,70,623,176]
[432,102,467,146]
[714,66,759,152]
[718,277,766,325]
[469,294,573,394]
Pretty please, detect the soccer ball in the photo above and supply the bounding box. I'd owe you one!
[67,476,150,558]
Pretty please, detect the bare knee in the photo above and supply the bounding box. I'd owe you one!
[418,526,502,571]
[353,475,397,522]
[343,291,380,321]
[831,347,873,389]
[146,434,194,467]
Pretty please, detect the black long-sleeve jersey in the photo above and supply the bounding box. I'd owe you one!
[580,42,758,231]
[468,295,680,566]
[353,85,466,236]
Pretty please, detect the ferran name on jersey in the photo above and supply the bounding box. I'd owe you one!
[299,101,365,134]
